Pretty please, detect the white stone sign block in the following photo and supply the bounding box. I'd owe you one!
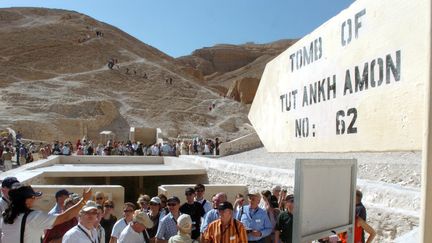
[249,0,429,152]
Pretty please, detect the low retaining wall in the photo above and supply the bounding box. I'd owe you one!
[219,132,262,156]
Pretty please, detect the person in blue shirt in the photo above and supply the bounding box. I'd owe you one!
[239,191,273,243]
[200,192,227,233]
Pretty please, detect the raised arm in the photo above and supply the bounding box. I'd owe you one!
[53,188,92,226]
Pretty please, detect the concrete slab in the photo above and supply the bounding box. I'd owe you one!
[0,155,207,181]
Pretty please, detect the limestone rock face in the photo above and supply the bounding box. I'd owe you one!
[176,40,297,103]
[227,77,260,104]
[0,7,254,142]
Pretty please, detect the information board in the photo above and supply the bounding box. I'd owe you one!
[293,159,357,242]
[249,0,429,152]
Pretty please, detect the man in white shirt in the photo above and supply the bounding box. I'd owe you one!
[118,211,153,243]
[81,200,106,243]
[110,202,136,243]
[194,184,212,214]
[63,202,99,243]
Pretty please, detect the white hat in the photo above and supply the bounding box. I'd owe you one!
[81,200,98,212]
[133,211,154,228]
[150,196,161,204]
[177,214,192,233]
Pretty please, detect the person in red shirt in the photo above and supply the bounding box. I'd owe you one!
[339,216,376,243]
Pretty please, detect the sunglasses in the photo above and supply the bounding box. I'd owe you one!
[96,197,103,200]
[104,205,114,208]
[123,209,134,213]
[167,203,177,207]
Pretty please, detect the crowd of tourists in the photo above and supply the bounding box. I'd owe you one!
[47,137,221,157]
[0,133,221,171]
[0,177,375,243]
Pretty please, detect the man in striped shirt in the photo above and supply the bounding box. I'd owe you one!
[203,202,247,243]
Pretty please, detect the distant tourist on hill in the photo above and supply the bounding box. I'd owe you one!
[108,58,115,70]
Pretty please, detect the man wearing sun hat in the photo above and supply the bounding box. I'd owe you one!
[118,211,154,243]
[63,200,99,243]
[239,191,273,243]
[168,214,193,243]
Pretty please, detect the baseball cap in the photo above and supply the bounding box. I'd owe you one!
[167,196,180,204]
[150,197,161,205]
[177,214,192,233]
[55,189,72,199]
[133,211,154,228]
[1,177,19,189]
[9,185,42,201]
[217,201,233,211]
[81,200,98,213]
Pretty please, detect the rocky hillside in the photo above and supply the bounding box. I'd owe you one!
[0,7,255,142]
[176,40,296,103]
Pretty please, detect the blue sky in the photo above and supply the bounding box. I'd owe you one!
[0,1,354,57]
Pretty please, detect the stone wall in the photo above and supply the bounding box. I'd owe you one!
[219,132,262,156]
